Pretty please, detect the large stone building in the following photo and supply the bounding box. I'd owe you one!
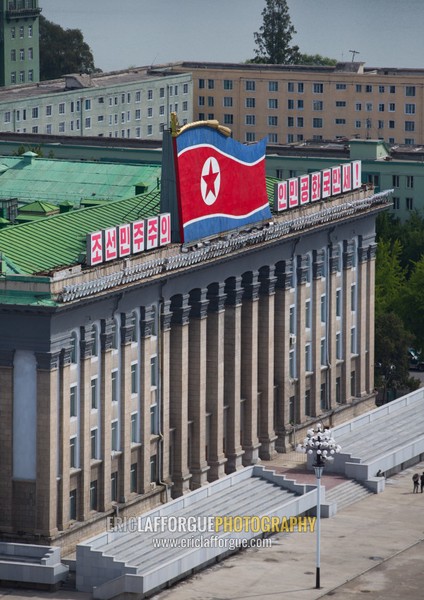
[0,141,388,553]
[0,0,40,87]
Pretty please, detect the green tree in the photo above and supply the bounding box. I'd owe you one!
[374,312,417,399]
[401,257,424,351]
[252,0,300,64]
[39,15,100,80]
[375,239,406,317]
[297,53,337,66]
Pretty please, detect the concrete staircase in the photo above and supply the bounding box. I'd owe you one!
[324,479,373,512]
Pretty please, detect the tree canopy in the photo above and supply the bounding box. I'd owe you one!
[39,15,100,81]
[251,0,337,65]
[252,0,300,64]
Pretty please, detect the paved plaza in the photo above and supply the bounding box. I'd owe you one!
[1,459,424,600]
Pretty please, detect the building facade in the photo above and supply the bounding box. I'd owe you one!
[0,176,387,553]
[174,61,424,147]
[0,69,193,139]
[0,0,40,87]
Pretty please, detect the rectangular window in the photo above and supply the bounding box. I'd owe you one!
[405,103,416,114]
[91,429,98,460]
[224,114,233,125]
[90,480,98,511]
[131,363,138,394]
[46,105,52,116]
[305,389,311,416]
[320,383,328,410]
[70,385,77,418]
[245,114,255,125]
[131,413,138,444]
[351,284,356,312]
[245,97,255,108]
[336,332,342,360]
[336,101,346,107]
[70,437,77,469]
[336,83,346,90]
[287,116,294,127]
[288,99,294,110]
[198,96,205,106]
[269,133,278,143]
[392,174,399,187]
[223,79,233,90]
[289,350,295,379]
[246,132,256,142]
[150,355,157,388]
[85,99,91,110]
[405,121,415,132]
[4,111,11,124]
[393,197,400,210]
[336,289,342,317]
[207,96,214,107]
[351,327,357,354]
[405,86,416,97]
[406,197,414,210]
[245,80,256,91]
[313,83,324,94]
[366,102,373,111]
[223,96,233,107]
[406,175,414,188]
[378,103,384,112]
[111,473,118,502]
[91,377,98,409]
[366,84,373,93]
[59,103,65,115]
[111,370,118,403]
[355,120,361,128]
[111,421,118,452]
[305,300,311,330]
[390,85,396,93]
[313,118,323,128]
[356,84,362,92]
[297,117,304,127]
[85,117,91,129]
[298,82,304,93]
[130,463,137,493]
[313,100,323,111]
[379,85,385,93]
[269,81,278,92]
[147,89,153,100]
[389,103,396,112]
[305,344,312,372]
[70,490,77,520]
[389,120,395,129]
[268,116,278,126]
[335,118,346,125]
[287,82,294,92]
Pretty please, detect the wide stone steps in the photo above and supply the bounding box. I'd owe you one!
[324,479,372,512]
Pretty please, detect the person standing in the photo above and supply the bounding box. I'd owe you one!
[420,472,424,493]
[413,473,419,493]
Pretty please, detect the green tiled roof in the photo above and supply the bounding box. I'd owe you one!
[19,200,58,214]
[0,190,160,275]
[0,156,161,205]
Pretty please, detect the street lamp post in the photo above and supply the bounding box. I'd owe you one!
[298,424,341,590]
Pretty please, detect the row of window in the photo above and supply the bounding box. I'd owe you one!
[10,47,34,61]
[199,78,417,97]
[8,69,34,84]
[393,197,414,211]
[9,23,33,39]
[69,458,157,518]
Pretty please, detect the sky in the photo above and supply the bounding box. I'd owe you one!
[40,0,424,72]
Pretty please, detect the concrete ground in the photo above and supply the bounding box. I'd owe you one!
[2,459,424,600]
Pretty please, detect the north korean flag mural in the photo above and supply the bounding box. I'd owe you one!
[173,123,271,243]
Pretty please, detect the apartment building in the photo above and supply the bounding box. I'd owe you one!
[0,69,193,140]
[0,0,40,87]
[173,61,424,146]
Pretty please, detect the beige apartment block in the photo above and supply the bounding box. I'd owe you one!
[175,62,424,146]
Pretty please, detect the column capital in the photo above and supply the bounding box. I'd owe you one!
[161,300,173,331]
[171,293,191,325]
[313,249,325,279]
[0,349,14,367]
[225,276,244,307]
[100,318,114,352]
[140,306,155,337]
[259,266,277,296]
[120,312,135,345]
[296,255,309,285]
[368,243,377,260]
[275,260,293,290]
[60,347,72,367]
[80,324,94,359]
[207,282,226,313]
[242,270,260,301]
[36,351,60,371]
[329,244,340,274]
[189,288,209,319]
[343,243,354,270]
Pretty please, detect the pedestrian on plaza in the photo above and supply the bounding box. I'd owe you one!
[413,473,419,493]
[420,472,424,493]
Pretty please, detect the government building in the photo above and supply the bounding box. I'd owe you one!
[0,119,389,553]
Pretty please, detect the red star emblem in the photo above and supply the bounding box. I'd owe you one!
[202,160,219,199]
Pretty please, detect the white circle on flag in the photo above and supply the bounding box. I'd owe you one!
[201,157,221,206]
